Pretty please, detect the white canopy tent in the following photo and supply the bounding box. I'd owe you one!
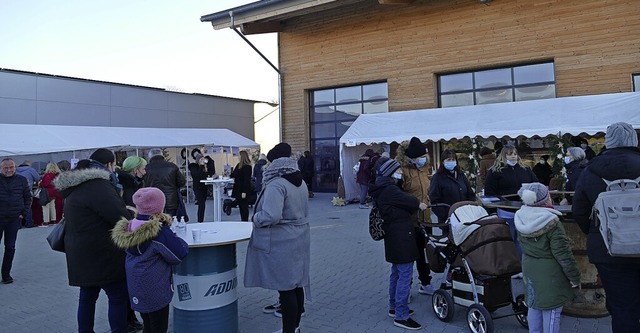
[0,124,259,157]
[339,92,640,201]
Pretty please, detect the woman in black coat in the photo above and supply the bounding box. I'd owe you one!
[189,155,209,222]
[368,157,428,330]
[563,147,587,204]
[231,150,253,221]
[484,144,538,259]
[428,150,476,223]
[53,153,133,333]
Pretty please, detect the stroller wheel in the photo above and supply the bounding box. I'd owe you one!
[432,289,455,322]
[467,304,494,333]
[514,294,528,328]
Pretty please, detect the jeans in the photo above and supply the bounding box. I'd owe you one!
[595,263,640,333]
[278,287,305,333]
[527,306,563,333]
[389,262,413,320]
[140,305,169,333]
[359,184,369,204]
[0,218,20,279]
[78,280,129,333]
[498,209,522,258]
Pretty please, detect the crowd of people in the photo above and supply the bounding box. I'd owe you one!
[0,122,637,333]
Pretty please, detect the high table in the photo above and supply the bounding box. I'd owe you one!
[172,222,253,333]
[201,178,234,222]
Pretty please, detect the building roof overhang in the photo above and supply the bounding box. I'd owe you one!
[200,0,414,34]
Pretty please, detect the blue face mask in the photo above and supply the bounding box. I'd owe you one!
[563,156,572,164]
[392,172,403,180]
[444,161,457,171]
[414,157,428,168]
[506,160,517,167]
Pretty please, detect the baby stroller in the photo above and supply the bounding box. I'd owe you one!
[422,201,527,333]
[223,181,257,215]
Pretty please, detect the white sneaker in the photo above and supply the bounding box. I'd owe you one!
[418,284,436,295]
[263,301,280,314]
[273,328,300,333]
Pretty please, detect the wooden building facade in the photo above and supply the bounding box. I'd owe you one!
[203,0,640,192]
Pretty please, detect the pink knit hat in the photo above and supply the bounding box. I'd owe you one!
[133,187,166,215]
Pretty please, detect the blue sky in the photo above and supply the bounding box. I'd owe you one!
[0,0,278,102]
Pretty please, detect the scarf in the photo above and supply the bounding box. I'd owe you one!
[262,157,299,184]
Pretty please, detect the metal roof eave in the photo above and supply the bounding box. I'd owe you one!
[200,0,343,30]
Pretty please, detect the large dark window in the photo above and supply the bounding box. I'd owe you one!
[310,82,388,192]
[438,62,556,107]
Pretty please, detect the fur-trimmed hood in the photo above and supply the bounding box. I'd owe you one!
[514,206,562,237]
[111,214,171,251]
[53,168,111,197]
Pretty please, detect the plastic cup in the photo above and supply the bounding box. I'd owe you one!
[192,229,202,243]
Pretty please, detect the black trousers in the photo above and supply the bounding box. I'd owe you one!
[278,287,305,333]
[194,189,207,222]
[414,226,432,286]
[236,198,249,221]
[140,304,169,333]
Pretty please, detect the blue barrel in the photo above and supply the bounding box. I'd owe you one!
[172,244,238,333]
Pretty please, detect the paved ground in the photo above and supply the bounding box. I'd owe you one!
[1,193,613,332]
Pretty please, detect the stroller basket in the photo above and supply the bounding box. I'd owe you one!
[451,270,512,310]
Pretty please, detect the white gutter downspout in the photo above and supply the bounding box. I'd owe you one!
[230,11,283,142]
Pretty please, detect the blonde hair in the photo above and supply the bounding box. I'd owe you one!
[238,150,251,168]
[490,145,527,172]
[45,162,61,174]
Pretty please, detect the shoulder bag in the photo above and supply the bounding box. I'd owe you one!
[46,218,66,253]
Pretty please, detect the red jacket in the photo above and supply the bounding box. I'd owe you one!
[41,172,61,199]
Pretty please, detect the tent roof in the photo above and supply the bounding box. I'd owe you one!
[340,92,640,146]
[0,124,259,156]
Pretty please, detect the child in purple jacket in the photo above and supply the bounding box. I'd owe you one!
[112,187,189,333]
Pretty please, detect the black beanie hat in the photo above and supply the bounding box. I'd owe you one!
[89,148,115,165]
[405,137,427,159]
[267,142,292,162]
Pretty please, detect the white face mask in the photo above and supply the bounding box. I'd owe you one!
[538,159,546,165]
[392,172,403,180]
[414,157,428,168]
[564,156,572,164]
[506,160,517,167]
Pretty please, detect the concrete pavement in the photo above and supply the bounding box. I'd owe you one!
[0,193,612,332]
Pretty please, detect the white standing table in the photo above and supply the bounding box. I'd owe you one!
[201,178,234,222]
[172,222,253,333]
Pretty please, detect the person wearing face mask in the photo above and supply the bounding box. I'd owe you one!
[561,147,587,205]
[579,139,596,161]
[368,157,429,330]
[395,137,435,296]
[117,156,147,207]
[428,150,476,223]
[532,155,553,186]
[484,144,538,262]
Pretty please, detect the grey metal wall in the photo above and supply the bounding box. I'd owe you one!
[0,70,255,139]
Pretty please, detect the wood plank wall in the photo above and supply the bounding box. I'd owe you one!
[276,0,640,151]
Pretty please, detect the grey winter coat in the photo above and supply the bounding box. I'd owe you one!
[244,157,310,291]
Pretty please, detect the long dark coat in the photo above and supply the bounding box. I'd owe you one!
[369,177,420,264]
[54,168,132,287]
[429,169,476,222]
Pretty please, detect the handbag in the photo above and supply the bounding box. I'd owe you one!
[38,187,50,206]
[368,205,385,241]
[46,218,65,253]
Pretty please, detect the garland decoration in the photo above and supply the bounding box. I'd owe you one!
[547,133,571,190]
[462,137,483,193]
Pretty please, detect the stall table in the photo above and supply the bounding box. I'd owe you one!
[201,178,234,222]
[172,222,252,333]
